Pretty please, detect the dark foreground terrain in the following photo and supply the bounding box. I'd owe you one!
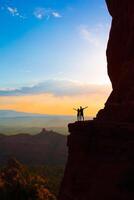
[0,158,64,199]
[0,129,67,199]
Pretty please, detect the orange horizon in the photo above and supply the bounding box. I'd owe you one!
[0,89,111,116]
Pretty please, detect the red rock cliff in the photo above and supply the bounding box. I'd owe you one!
[106,0,134,88]
[97,0,134,122]
[59,121,134,200]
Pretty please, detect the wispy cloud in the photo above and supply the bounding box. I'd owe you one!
[0,80,111,97]
[7,6,18,16]
[52,11,62,18]
[79,24,109,47]
[1,5,26,19]
[34,8,62,20]
[33,8,46,19]
[1,4,61,21]
[79,25,100,47]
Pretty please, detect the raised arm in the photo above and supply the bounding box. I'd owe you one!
[73,108,77,111]
[83,106,88,110]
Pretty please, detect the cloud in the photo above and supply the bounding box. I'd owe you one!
[79,24,109,47]
[80,26,100,46]
[1,4,61,21]
[0,80,111,97]
[7,6,18,16]
[52,12,62,18]
[34,8,62,20]
[33,8,46,19]
[3,6,26,19]
[0,81,111,116]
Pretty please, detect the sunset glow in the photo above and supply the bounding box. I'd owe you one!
[0,84,111,116]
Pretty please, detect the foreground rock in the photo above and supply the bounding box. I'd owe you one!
[59,121,134,199]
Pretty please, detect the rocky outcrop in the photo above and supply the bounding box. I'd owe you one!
[59,1,134,199]
[59,121,134,200]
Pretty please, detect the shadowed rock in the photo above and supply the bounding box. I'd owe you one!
[97,0,134,122]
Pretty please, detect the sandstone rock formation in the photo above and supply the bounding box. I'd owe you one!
[59,1,134,199]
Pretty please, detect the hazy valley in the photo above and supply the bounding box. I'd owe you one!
[0,110,75,135]
[0,110,92,135]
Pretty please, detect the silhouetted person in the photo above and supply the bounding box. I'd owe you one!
[80,106,88,121]
[73,108,80,121]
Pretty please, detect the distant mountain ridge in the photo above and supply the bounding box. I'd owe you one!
[0,110,42,118]
[0,110,72,118]
[0,128,67,165]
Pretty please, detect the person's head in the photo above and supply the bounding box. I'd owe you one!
[80,106,82,109]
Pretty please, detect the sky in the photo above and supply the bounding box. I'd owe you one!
[0,0,112,116]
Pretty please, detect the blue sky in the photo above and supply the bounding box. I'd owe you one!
[0,0,111,87]
[0,0,112,115]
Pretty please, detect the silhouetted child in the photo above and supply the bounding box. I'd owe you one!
[73,108,80,121]
[80,106,88,121]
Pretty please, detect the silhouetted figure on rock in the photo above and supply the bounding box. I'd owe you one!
[74,106,88,121]
[73,108,80,121]
[80,106,88,121]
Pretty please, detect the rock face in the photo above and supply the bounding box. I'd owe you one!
[97,0,134,122]
[106,0,134,88]
[59,1,134,199]
[59,121,134,200]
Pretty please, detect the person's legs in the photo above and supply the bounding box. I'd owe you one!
[82,115,84,121]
